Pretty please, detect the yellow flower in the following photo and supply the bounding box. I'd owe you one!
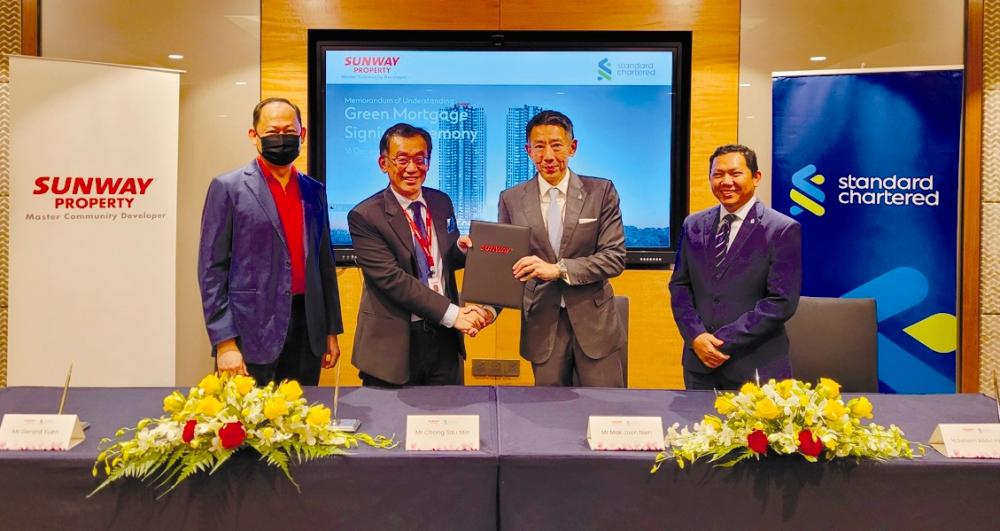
[233,375,255,396]
[777,380,795,399]
[278,380,303,402]
[754,398,782,420]
[306,405,332,427]
[823,400,847,422]
[740,382,760,396]
[701,414,723,430]
[162,391,185,413]
[197,396,224,416]
[849,396,874,419]
[817,377,841,399]
[264,397,289,420]
[261,427,275,441]
[714,395,737,415]
[198,374,222,395]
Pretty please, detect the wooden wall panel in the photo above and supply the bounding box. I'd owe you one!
[263,0,740,389]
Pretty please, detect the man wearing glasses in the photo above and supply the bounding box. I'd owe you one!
[198,97,343,385]
[348,123,492,387]
[499,110,627,387]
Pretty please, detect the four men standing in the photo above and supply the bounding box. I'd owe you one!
[200,98,800,391]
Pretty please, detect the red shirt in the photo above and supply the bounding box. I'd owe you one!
[257,156,305,295]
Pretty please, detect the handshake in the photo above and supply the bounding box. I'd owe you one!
[454,304,495,337]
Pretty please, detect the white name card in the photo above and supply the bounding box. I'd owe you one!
[587,416,665,451]
[405,415,480,451]
[0,414,86,451]
[929,423,1000,459]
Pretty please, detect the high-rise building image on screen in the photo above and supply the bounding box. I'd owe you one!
[437,103,486,233]
[505,105,542,188]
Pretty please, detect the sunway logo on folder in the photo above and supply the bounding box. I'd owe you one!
[479,244,513,255]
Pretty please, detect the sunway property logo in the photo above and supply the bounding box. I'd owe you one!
[33,176,154,209]
[344,56,400,74]
[789,164,826,217]
[597,58,612,81]
[479,244,512,255]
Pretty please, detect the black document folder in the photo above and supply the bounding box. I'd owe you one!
[461,220,531,308]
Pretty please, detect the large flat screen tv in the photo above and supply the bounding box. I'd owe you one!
[309,30,690,267]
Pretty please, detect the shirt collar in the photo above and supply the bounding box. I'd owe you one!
[538,170,570,199]
[256,156,298,184]
[720,196,757,222]
[390,186,426,211]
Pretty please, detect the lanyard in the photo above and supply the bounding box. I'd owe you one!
[401,203,435,272]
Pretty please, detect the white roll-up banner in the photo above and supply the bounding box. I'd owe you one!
[8,56,180,386]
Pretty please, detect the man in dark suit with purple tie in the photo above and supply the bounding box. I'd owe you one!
[669,144,802,390]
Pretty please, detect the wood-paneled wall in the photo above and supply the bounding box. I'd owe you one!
[262,0,740,388]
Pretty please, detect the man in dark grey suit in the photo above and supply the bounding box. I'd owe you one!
[499,110,627,387]
[669,144,802,390]
[349,123,492,387]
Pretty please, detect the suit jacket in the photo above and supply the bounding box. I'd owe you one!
[348,186,467,384]
[669,201,802,382]
[498,171,627,363]
[198,160,344,365]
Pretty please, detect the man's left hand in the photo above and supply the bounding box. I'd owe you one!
[457,235,473,254]
[322,335,341,369]
[513,255,560,281]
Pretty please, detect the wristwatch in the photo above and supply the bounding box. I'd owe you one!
[557,259,570,284]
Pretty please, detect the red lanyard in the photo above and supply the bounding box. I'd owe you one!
[401,203,435,272]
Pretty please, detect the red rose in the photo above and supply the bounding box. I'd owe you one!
[747,429,768,454]
[798,429,823,457]
[182,420,196,443]
[218,421,246,449]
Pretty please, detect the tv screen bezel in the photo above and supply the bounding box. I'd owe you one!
[308,29,691,268]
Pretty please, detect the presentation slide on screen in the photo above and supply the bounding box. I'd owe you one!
[324,50,674,247]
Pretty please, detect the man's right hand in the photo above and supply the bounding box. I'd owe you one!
[692,332,730,369]
[454,305,488,337]
[216,339,248,375]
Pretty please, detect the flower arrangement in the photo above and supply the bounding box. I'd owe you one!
[90,373,394,496]
[652,378,922,471]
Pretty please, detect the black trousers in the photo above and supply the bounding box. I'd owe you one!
[245,295,321,386]
[360,320,461,388]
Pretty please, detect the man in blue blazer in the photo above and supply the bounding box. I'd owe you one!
[669,144,801,390]
[198,98,343,386]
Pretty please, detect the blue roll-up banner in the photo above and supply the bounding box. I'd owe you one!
[772,68,963,393]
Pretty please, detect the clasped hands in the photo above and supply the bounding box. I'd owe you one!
[692,332,730,368]
[454,304,495,337]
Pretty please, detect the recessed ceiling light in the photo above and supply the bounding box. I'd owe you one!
[234,81,247,86]
[739,83,751,87]
[217,114,229,118]
[809,56,827,62]
[167,54,184,60]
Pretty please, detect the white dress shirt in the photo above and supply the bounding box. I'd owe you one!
[390,187,459,327]
[719,196,757,251]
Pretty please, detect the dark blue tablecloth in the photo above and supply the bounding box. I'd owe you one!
[0,386,498,531]
[496,387,1000,531]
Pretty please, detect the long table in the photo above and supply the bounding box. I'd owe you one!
[0,386,499,531]
[496,387,1000,530]
[2,386,999,530]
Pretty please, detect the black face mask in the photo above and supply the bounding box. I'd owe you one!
[258,133,300,166]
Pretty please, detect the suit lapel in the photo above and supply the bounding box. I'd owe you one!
[298,174,315,260]
[426,191,450,271]
[559,171,586,258]
[522,177,556,262]
[702,205,720,269]
[383,187,415,258]
[244,161,287,248]
[718,201,763,277]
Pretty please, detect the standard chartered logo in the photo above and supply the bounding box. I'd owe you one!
[837,174,939,206]
[597,58,612,81]
[789,164,825,217]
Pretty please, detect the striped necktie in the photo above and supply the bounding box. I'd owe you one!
[715,213,738,272]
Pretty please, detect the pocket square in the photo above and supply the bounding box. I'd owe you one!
[447,217,458,233]
[579,218,598,224]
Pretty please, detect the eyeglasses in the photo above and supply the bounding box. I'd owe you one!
[390,155,429,168]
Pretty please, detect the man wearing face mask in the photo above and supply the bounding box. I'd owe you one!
[198,98,343,386]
